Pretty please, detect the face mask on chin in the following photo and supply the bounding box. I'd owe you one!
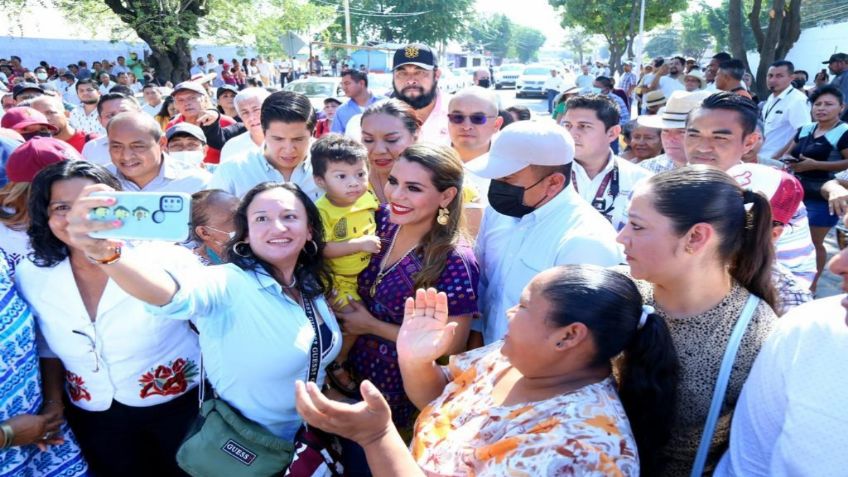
[21,130,52,141]
[168,150,205,168]
[487,176,550,218]
[477,79,491,88]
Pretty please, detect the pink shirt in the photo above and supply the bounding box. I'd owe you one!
[418,91,450,146]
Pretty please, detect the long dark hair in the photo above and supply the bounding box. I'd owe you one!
[648,165,777,308]
[28,161,122,267]
[540,265,679,476]
[226,182,331,299]
[397,144,465,290]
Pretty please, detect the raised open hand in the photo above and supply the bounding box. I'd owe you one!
[396,288,455,365]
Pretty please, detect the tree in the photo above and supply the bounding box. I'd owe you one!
[680,11,711,60]
[467,14,512,60]
[510,26,546,63]
[645,30,680,58]
[549,0,687,74]
[702,0,756,52]
[323,0,474,47]
[562,27,595,65]
[2,0,334,84]
[725,0,802,98]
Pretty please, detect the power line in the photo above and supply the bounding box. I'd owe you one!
[311,0,431,17]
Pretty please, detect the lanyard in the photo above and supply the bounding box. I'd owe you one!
[762,97,781,122]
[301,297,324,383]
[572,163,620,218]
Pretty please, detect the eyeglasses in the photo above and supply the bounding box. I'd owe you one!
[447,113,496,125]
[72,325,101,373]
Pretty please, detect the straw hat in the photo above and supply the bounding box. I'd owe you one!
[684,69,706,89]
[643,90,667,109]
[638,90,712,129]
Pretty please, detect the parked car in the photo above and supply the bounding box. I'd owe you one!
[438,68,461,94]
[515,65,552,98]
[283,77,343,111]
[494,64,523,89]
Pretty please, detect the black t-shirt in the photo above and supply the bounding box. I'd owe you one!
[791,123,848,180]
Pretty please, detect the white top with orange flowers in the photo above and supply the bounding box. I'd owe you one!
[410,342,640,476]
[16,243,201,411]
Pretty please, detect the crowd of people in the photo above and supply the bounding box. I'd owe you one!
[0,40,847,477]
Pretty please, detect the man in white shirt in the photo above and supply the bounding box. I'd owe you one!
[467,120,623,346]
[646,56,686,99]
[575,64,593,89]
[97,73,114,96]
[106,112,209,193]
[714,236,848,477]
[58,72,80,106]
[111,55,130,76]
[391,43,450,145]
[81,92,143,167]
[759,60,811,161]
[69,79,106,136]
[208,90,320,200]
[219,87,270,162]
[638,90,712,174]
[685,91,817,287]
[256,56,274,86]
[543,68,565,114]
[563,95,651,231]
[140,84,164,117]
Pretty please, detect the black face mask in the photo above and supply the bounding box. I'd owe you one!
[22,131,52,141]
[791,78,805,90]
[488,176,549,218]
[477,79,491,88]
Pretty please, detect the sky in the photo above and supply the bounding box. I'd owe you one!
[475,0,567,48]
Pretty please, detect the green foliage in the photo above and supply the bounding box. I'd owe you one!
[510,26,547,63]
[645,30,680,58]
[466,14,513,60]
[321,0,474,46]
[680,11,711,59]
[701,0,756,52]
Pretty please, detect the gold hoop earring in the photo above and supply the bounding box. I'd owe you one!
[436,207,449,226]
[231,241,251,258]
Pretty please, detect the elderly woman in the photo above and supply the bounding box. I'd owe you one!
[625,120,664,163]
[616,166,778,475]
[189,189,239,265]
[16,160,201,476]
[63,180,342,472]
[296,265,680,476]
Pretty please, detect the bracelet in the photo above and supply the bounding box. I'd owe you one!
[1,423,14,449]
[86,247,122,265]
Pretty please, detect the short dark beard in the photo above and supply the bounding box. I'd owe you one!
[393,81,438,110]
[81,98,99,105]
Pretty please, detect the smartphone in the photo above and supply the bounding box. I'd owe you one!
[781,157,802,164]
[654,58,665,68]
[88,191,192,242]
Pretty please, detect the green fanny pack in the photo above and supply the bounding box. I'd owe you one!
[177,398,294,477]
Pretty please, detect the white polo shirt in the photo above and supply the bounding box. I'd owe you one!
[571,152,653,231]
[108,155,211,194]
[207,146,322,201]
[760,87,810,160]
[715,295,848,477]
[220,131,261,164]
[16,243,201,411]
[81,136,111,166]
[475,186,624,345]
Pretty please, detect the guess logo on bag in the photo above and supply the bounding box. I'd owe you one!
[221,439,257,466]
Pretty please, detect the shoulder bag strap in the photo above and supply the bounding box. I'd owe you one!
[689,294,761,477]
[302,297,323,384]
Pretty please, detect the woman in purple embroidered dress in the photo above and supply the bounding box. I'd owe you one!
[334,143,479,435]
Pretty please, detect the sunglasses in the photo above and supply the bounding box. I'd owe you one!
[447,113,496,125]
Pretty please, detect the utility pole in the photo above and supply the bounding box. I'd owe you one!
[343,0,352,45]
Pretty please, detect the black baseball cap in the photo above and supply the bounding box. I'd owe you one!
[823,53,848,64]
[12,82,44,99]
[393,43,436,71]
[216,84,239,98]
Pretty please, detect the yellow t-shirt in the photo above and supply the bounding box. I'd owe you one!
[316,192,379,276]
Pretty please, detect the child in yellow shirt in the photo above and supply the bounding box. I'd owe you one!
[312,134,380,397]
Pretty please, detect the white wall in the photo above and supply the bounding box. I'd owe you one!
[747,20,848,78]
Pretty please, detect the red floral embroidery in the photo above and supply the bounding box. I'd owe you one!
[65,371,91,402]
[139,358,198,398]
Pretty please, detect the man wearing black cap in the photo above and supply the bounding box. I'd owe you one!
[12,82,44,105]
[825,53,848,120]
[392,43,450,145]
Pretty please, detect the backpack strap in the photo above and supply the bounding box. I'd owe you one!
[823,122,848,150]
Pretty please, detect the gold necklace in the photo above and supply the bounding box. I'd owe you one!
[369,226,417,297]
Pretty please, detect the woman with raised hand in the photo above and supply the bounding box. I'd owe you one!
[617,165,779,475]
[296,265,680,476]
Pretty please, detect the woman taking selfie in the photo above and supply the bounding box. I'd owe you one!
[62,180,342,449]
[16,161,201,476]
[336,143,479,436]
[616,165,778,475]
[296,265,679,476]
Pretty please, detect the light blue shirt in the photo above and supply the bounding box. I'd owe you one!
[207,146,322,201]
[108,155,210,194]
[330,94,383,134]
[150,264,342,440]
[474,186,624,345]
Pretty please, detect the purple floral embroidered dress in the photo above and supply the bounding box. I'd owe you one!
[349,207,479,431]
